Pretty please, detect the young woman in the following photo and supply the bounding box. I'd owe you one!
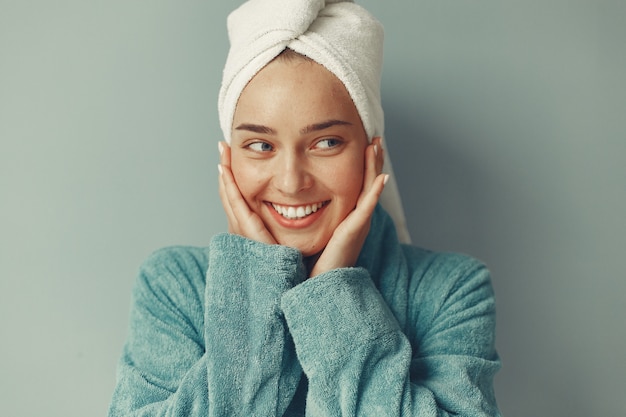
[108,1,501,416]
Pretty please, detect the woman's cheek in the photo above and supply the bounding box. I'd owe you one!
[331,156,365,199]
[231,160,258,197]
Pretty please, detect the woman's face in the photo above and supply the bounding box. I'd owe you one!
[230,57,369,256]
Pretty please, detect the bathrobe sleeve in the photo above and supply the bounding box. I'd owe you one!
[280,252,501,417]
[108,247,211,416]
[109,235,306,417]
[203,234,305,416]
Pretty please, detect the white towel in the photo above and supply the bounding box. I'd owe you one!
[218,0,411,243]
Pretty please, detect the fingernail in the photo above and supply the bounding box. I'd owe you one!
[383,174,389,185]
[373,144,378,156]
[218,142,224,155]
[217,164,223,175]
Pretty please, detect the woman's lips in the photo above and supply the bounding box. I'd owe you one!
[270,201,327,219]
[265,201,329,228]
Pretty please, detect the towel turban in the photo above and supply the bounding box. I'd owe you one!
[218,0,410,243]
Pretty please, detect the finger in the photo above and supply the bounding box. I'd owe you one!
[343,173,387,238]
[218,141,244,233]
[355,171,388,221]
[375,136,384,176]
[218,163,239,233]
[362,172,388,212]
[359,137,385,207]
[219,140,233,170]
[219,162,252,225]
[362,138,379,194]
[219,159,277,244]
[220,143,254,225]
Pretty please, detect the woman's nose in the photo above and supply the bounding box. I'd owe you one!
[273,153,313,195]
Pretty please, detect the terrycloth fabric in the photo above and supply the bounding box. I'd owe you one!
[109,205,502,416]
[218,0,383,151]
[218,0,411,243]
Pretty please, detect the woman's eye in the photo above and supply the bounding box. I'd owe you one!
[315,138,342,149]
[247,141,273,152]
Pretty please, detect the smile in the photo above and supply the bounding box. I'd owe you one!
[270,201,328,220]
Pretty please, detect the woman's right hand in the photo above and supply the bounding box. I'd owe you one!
[218,142,277,245]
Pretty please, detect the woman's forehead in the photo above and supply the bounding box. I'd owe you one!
[233,59,363,131]
[245,58,347,95]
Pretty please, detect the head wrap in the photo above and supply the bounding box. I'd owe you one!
[218,0,411,243]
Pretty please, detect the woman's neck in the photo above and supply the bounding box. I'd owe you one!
[304,252,322,277]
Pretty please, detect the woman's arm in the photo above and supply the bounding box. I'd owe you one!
[108,247,210,416]
[109,239,307,417]
[203,233,305,416]
[281,253,501,417]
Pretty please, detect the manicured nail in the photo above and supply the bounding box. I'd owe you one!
[217,164,223,175]
[383,174,389,185]
[218,142,224,155]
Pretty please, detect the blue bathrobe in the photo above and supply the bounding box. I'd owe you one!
[108,205,501,416]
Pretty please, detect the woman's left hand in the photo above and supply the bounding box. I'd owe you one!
[309,137,387,278]
[218,141,278,245]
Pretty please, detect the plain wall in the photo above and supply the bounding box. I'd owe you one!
[1,1,624,416]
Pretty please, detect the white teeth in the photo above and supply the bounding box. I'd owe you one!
[271,202,325,219]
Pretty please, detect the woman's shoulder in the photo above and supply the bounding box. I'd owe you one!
[397,244,497,358]
[133,245,210,302]
[141,245,210,276]
[399,244,494,308]
[400,244,488,278]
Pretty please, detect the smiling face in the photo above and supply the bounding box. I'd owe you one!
[230,56,369,256]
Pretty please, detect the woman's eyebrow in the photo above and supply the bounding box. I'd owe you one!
[235,119,351,135]
[234,123,276,135]
[300,119,352,134]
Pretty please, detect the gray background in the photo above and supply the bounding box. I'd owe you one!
[1,1,624,416]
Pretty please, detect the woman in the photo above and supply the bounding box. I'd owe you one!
[108,1,501,416]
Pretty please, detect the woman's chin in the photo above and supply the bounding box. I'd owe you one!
[300,247,324,258]
[276,236,328,258]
